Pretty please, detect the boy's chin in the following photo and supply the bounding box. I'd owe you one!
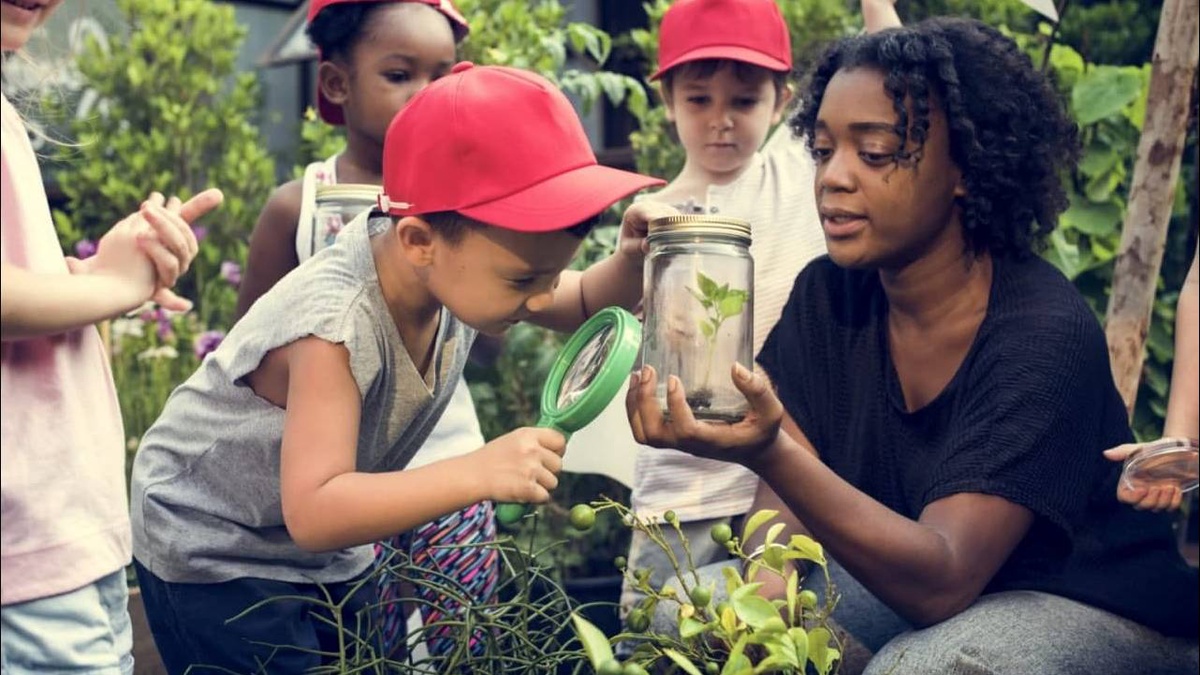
[474,319,518,337]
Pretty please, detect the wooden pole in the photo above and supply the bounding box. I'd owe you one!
[1104,0,1199,417]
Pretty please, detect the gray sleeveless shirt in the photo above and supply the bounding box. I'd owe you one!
[130,215,475,584]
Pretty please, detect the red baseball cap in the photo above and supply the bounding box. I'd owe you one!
[651,0,792,81]
[379,62,665,233]
[308,0,469,125]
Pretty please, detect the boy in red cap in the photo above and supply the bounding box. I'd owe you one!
[577,0,899,634]
[129,62,665,672]
[237,0,488,659]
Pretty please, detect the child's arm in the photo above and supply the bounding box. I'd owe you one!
[1164,245,1199,440]
[1,190,221,341]
[235,181,304,320]
[279,336,567,552]
[862,0,902,33]
[527,201,679,332]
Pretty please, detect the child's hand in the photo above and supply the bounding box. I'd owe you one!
[69,189,223,312]
[474,427,567,503]
[1104,441,1187,511]
[616,201,681,267]
[626,363,783,467]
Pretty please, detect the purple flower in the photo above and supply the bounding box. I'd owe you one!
[139,307,174,340]
[74,238,97,259]
[193,330,225,361]
[220,261,242,287]
[190,225,208,243]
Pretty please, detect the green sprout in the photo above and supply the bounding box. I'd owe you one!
[687,271,749,410]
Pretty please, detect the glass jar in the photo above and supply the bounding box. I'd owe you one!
[311,184,382,255]
[641,215,754,422]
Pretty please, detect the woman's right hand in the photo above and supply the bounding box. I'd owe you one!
[473,427,566,504]
[626,363,784,468]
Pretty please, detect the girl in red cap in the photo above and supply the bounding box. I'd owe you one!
[237,0,489,661]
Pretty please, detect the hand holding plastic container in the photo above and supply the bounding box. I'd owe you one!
[640,215,754,422]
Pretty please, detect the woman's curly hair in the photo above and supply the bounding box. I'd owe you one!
[792,17,1080,258]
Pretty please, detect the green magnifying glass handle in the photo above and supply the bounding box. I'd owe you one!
[494,418,568,525]
[492,307,642,528]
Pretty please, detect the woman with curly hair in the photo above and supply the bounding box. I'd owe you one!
[627,17,1198,673]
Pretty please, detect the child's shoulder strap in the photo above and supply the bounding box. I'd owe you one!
[295,154,340,263]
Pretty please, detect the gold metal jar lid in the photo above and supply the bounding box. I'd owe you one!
[647,214,751,242]
[314,183,381,205]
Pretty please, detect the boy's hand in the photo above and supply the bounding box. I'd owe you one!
[474,427,567,503]
[616,201,682,267]
[627,363,783,467]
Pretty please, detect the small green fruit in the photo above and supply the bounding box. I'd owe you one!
[688,585,712,607]
[626,609,649,633]
[709,523,733,545]
[569,504,596,531]
[614,556,627,569]
[663,510,677,524]
[799,589,819,609]
[705,663,720,675]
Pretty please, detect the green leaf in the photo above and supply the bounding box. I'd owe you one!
[679,616,709,639]
[662,649,703,675]
[697,271,719,298]
[807,627,841,675]
[741,509,779,543]
[718,292,748,318]
[1060,193,1123,237]
[732,593,780,630]
[570,612,614,667]
[720,635,751,675]
[787,627,809,668]
[1072,66,1143,125]
[786,535,827,566]
[700,320,716,338]
[1043,229,1084,280]
[763,522,786,548]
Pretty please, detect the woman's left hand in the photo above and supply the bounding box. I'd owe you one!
[626,362,783,466]
[1104,441,1186,511]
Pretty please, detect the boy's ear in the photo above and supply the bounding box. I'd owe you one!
[771,84,795,125]
[317,60,352,109]
[395,216,437,266]
[657,81,677,123]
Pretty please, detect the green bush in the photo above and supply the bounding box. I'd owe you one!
[49,0,275,332]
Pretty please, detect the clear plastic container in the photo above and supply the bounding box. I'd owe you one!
[641,215,754,422]
[311,183,382,255]
[1121,437,1199,494]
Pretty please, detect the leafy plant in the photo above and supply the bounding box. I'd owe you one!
[687,272,749,409]
[47,0,275,331]
[573,501,843,675]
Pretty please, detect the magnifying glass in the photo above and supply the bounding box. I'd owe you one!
[494,307,642,525]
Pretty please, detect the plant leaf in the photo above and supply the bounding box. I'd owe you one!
[662,649,704,675]
[807,627,841,675]
[718,292,747,318]
[732,593,780,630]
[697,271,719,298]
[741,509,779,543]
[570,612,614,667]
[786,535,827,566]
[679,616,709,639]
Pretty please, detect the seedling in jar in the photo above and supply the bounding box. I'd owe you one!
[687,271,748,411]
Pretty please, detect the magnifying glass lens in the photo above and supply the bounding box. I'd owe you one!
[556,324,617,409]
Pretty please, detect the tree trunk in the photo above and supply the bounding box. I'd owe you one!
[1105,0,1200,417]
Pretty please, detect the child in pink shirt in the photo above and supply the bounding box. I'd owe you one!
[1,1,221,669]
